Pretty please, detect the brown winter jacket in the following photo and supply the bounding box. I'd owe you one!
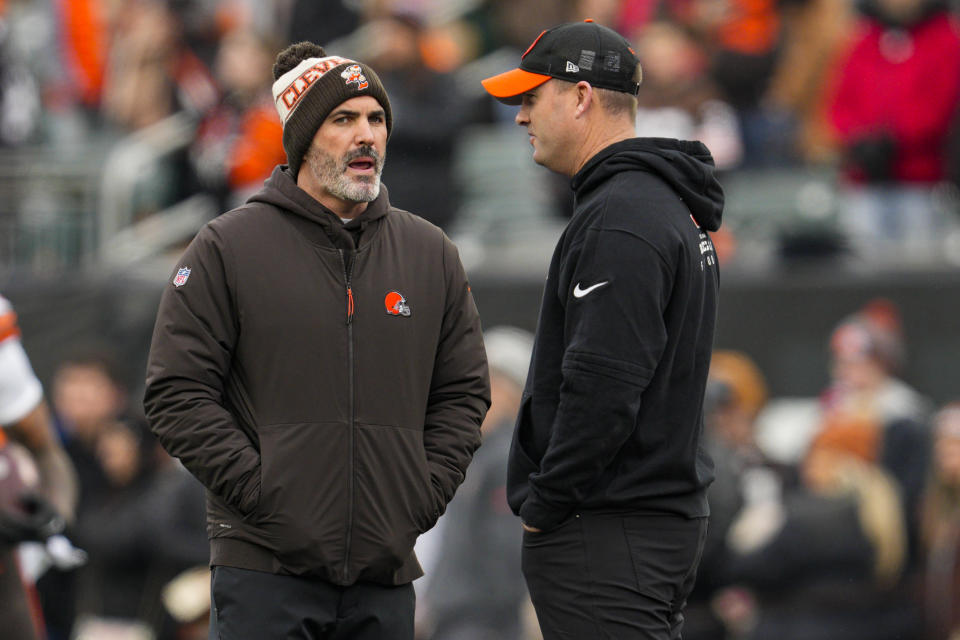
[143,166,489,586]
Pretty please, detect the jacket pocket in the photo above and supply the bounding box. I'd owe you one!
[506,394,541,515]
[352,422,434,573]
[511,394,540,472]
[254,421,350,573]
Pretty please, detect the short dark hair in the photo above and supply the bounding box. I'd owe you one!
[595,87,638,119]
[554,61,640,120]
[57,345,126,390]
[595,63,641,119]
[273,41,327,80]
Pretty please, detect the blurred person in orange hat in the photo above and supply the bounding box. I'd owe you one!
[707,351,770,456]
[684,350,783,640]
[703,350,784,539]
[802,415,883,492]
[717,389,916,640]
[819,298,932,540]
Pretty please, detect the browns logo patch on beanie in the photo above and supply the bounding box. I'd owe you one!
[272,54,393,178]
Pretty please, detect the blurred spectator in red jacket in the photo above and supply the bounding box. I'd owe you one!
[826,0,960,262]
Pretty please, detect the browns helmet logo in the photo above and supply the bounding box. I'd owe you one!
[341,64,369,90]
[384,291,411,317]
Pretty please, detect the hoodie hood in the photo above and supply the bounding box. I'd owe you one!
[247,165,391,250]
[571,138,724,231]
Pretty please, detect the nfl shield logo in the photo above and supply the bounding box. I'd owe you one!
[173,267,191,287]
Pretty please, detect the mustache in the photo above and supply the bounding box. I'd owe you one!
[343,146,383,170]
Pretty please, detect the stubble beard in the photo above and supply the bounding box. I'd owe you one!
[306,145,385,203]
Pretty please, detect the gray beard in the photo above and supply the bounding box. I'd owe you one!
[307,145,384,203]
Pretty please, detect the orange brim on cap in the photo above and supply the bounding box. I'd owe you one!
[481,68,551,105]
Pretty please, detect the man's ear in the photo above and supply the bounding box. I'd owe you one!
[574,81,594,118]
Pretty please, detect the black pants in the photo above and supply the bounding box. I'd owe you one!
[208,565,415,640]
[522,512,708,640]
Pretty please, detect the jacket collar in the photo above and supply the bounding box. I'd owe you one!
[250,165,391,251]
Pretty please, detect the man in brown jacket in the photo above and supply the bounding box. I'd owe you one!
[143,41,490,640]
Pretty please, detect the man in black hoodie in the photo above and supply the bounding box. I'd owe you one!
[144,42,489,639]
[482,20,724,640]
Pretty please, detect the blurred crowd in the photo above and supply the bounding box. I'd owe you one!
[416,299,960,640]
[683,297,959,640]
[415,298,960,640]
[2,0,960,266]
[31,345,208,640]
[21,298,960,640]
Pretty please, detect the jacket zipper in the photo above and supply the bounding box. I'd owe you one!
[339,248,355,583]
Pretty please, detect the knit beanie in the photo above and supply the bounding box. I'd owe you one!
[272,52,393,179]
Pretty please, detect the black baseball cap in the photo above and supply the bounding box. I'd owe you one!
[482,19,641,105]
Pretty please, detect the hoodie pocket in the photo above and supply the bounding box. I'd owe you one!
[351,422,434,572]
[512,394,540,471]
[254,421,350,572]
[506,394,542,514]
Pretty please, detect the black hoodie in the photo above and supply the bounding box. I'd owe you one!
[507,138,723,531]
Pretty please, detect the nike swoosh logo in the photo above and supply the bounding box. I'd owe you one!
[573,281,609,298]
